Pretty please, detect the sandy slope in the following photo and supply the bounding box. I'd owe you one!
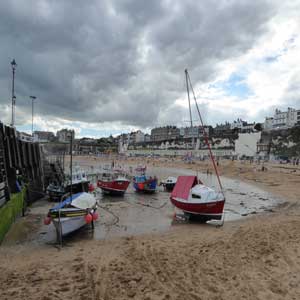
[0,157,300,300]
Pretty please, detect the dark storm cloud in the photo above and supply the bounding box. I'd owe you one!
[0,0,277,127]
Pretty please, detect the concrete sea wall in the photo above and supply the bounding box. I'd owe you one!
[125,149,234,158]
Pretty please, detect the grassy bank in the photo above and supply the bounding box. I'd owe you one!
[0,188,26,243]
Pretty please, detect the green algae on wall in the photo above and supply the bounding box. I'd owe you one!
[0,188,26,243]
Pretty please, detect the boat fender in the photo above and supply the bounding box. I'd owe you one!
[88,183,95,192]
[92,212,99,221]
[44,216,52,225]
[85,213,93,224]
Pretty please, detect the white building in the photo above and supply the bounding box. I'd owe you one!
[118,138,128,154]
[179,126,210,138]
[129,130,145,144]
[230,119,255,132]
[235,132,261,158]
[118,133,130,144]
[264,107,300,130]
[33,131,55,143]
[57,129,75,142]
[18,132,33,142]
[134,130,145,143]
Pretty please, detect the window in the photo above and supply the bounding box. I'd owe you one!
[192,194,201,199]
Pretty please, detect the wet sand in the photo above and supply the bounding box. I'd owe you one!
[0,156,300,299]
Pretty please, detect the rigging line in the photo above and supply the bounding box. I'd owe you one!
[186,70,224,195]
[185,69,193,129]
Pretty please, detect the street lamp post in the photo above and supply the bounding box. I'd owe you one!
[11,59,17,127]
[30,96,37,137]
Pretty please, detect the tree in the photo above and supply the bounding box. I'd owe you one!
[254,123,263,131]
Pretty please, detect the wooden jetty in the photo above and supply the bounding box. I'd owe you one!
[0,124,44,197]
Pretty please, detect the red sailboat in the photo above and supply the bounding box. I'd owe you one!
[170,176,225,220]
[97,171,130,195]
[170,69,226,223]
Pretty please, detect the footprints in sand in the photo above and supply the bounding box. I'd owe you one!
[70,255,97,300]
[1,219,300,300]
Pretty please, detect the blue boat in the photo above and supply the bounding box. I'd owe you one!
[133,175,157,193]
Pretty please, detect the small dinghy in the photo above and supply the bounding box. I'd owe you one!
[45,192,98,237]
[161,176,177,192]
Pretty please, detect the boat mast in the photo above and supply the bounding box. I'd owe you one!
[70,133,73,200]
[185,69,194,148]
[185,69,224,192]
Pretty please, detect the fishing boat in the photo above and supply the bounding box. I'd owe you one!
[170,176,225,220]
[161,176,177,192]
[45,192,98,236]
[47,167,90,201]
[133,174,157,193]
[97,171,130,195]
[170,69,226,223]
[46,183,65,201]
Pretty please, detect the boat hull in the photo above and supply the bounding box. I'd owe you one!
[133,181,157,193]
[65,181,90,194]
[52,215,87,236]
[97,180,130,195]
[170,196,225,220]
[48,192,97,236]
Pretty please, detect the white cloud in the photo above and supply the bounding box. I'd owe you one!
[2,0,300,137]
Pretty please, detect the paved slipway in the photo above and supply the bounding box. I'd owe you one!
[0,158,299,300]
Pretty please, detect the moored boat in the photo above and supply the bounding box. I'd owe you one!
[47,167,90,201]
[97,171,130,195]
[170,176,225,220]
[161,176,177,192]
[45,192,98,236]
[170,69,226,224]
[133,174,157,193]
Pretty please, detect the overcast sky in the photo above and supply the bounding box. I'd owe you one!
[0,0,299,137]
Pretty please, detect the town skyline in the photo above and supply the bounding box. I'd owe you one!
[18,106,299,140]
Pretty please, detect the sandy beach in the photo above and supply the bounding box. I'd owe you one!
[0,157,300,300]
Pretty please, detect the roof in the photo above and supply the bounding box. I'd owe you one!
[171,176,199,200]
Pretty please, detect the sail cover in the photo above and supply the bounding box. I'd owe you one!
[171,176,198,200]
[50,192,82,211]
[71,192,96,209]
